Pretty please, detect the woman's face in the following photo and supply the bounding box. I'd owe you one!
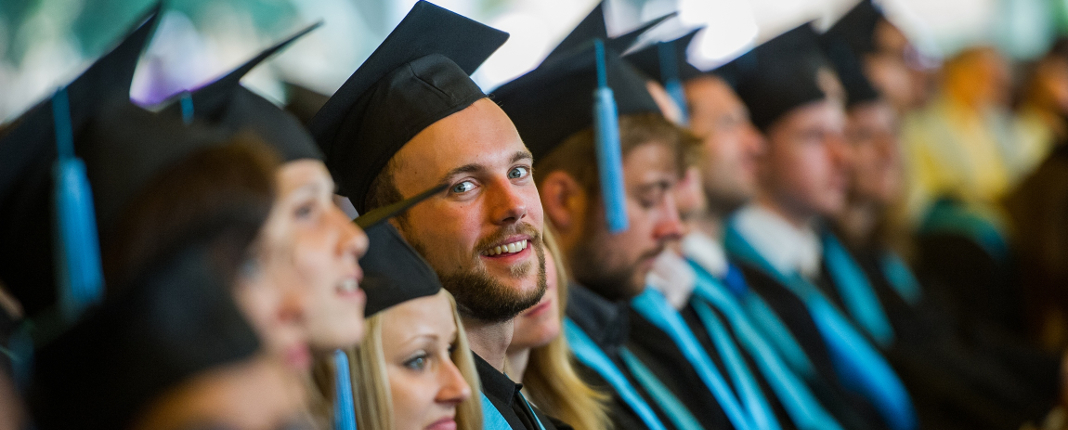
[234,255,310,371]
[261,160,369,352]
[508,251,561,352]
[380,291,472,430]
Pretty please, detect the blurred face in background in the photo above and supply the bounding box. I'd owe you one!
[845,100,903,206]
[509,245,562,352]
[685,76,766,214]
[759,98,851,223]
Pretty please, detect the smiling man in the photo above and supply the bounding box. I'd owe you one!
[308,2,554,429]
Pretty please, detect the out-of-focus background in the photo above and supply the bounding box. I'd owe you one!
[0,0,1064,123]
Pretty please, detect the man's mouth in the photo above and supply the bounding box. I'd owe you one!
[483,239,530,257]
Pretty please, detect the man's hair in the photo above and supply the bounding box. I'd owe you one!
[363,157,404,216]
[534,113,697,195]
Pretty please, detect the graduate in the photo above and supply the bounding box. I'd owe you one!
[309,2,559,429]
[622,30,852,430]
[717,23,918,430]
[493,42,717,430]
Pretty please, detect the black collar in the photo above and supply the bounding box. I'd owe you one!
[473,352,521,406]
[565,283,630,352]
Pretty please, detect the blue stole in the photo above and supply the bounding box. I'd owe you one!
[333,350,357,430]
[724,226,918,430]
[821,233,895,348]
[564,318,670,430]
[879,252,922,306]
[481,392,549,430]
[619,348,705,430]
[631,289,762,430]
[689,260,844,430]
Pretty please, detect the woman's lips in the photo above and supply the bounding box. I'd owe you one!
[523,299,552,318]
[426,417,457,430]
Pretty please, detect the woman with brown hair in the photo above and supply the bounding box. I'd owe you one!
[507,228,611,430]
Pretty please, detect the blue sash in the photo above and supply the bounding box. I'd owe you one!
[725,226,918,430]
[689,261,843,430]
[822,233,894,348]
[619,348,705,430]
[879,252,922,306]
[632,290,759,430]
[564,318,668,430]
[482,393,513,430]
[333,350,357,430]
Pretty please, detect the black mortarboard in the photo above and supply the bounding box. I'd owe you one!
[492,45,661,160]
[161,22,323,162]
[29,222,263,430]
[716,24,837,131]
[624,28,704,84]
[0,4,160,317]
[541,2,676,65]
[819,23,881,108]
[283,82,331,128]
[308,0,508,214]
[359,222,442,315]
[822,0,884,57]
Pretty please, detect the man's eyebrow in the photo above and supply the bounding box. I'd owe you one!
[434,151,535,187]
[635,180,673,193]
[511,150,533,164]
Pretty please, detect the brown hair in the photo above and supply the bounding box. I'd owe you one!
[533,113,696,194]
[102,133,280,290]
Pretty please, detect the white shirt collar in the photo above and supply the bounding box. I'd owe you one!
[646,249,696,310]
[732,204,823,280]
[682,231,728,278]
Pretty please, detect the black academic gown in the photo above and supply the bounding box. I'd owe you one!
[840,241,1056,430]
[566,284,683,430]
[735,261,890,430]
[628,296,796,430]
[474,353,562,430]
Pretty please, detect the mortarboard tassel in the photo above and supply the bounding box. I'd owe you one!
[179,92,195,125]
[658,41,688,124]
[334,349,358,430]
[51,87,105,321]
[592,39,629,234]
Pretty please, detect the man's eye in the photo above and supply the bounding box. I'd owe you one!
[508,166,530,180]
[451,181,475,193]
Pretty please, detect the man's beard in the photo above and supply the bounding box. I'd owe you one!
[406,225,548,323]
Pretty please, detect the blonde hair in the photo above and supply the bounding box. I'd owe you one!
[310,290,482,430]
[520,229,612,430]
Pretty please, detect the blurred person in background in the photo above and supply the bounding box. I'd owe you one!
[506,228,611,430]
[1014,39,1068,173]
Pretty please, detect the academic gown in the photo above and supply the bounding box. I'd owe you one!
[565,284,685,430]
[628,297,794,430]
[475,353,563,430]
[840,240,1056,429]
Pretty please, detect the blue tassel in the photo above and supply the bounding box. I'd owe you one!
[179,91,195,125]
[51,87,104,321]
[592,39,629,234]
[657,42,688,124]
[333,349,357,430]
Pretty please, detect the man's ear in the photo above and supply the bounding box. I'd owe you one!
[538,170,586,237]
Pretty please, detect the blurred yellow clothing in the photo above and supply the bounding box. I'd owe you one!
[900,96,1027,224]
[1015,107,1058,173]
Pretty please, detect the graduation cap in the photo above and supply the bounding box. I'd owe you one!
[283,82,331,128]
[359,222,442,316]
[492,44,661,161]
[308,0,508,214]
[822,0,885,57]
[716,24,838,131]
[819,23,881,108]
[29,221,263,430]
[624,28,704,123]
[0,3,160,318]
[541,2,677,65]
[160,22,323,162]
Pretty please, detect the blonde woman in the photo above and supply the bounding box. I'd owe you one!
[507,229,611,430]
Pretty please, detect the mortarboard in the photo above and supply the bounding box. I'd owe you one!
[283,82,331,128]
[308,0,509,214]
[160,22,323,162]
[819,23,881,108]
[541,2,676,65]
[624,28,704,85]
[359,222,442,316]
[0,3,160,318]
[716,24,837,131]
[29,219,263,430]
[492,44,661,161]
[822,0,885,57]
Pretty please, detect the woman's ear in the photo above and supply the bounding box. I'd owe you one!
[538,171,585,239]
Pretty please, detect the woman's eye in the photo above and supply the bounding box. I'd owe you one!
[294,202,316,219]
[451,181,475,194]
[508,166,530,180]
[403,353,428,371]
